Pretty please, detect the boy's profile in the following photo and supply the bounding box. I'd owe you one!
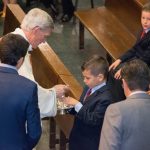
[63,55,112,150]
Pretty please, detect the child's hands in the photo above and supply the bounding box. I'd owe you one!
[114,69,122,79]
[109,59,121,71]
[62,96,79,106]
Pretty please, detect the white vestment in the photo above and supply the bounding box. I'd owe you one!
[12,28,57,118]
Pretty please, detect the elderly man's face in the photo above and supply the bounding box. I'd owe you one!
[31,27,52,48]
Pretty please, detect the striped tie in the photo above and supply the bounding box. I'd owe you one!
[84,88,92,101]
[140,30,146,39]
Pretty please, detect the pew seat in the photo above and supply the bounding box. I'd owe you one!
[75,0,146,62]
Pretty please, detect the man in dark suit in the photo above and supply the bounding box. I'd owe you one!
[63,55,112,150]
[0,34,41,150]
[99,59,150,150]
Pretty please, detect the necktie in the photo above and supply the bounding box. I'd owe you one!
[84,88,92,101]
[140,30,146,39]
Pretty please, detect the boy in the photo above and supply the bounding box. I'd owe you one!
[63,55,112,150]
[107,2,150,101]
[109,2,150,79]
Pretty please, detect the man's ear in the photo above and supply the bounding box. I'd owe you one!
[31,26,40,33]
[31,26,40,35]
[16,57,24,70]
[122,78,131,97]
[122,79,125,88]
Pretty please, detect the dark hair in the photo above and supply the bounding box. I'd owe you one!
[121,59,150,91]
[0,34,29,66]
[142,2,150,12]
[81,55,109,78]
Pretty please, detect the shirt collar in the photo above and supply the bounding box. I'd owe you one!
[91,82,106,94]
[129,91,147,97]
[0,63,17,71]
[12,28,32,51]
[144,28,150,33]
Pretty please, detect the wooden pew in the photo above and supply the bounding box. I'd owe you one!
[75,0,147,62]
[4,4,83,150]
[135,0,148,7]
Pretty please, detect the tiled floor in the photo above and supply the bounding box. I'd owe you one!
[0,0,105,149]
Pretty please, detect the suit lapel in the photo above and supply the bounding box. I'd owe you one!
[136,30,150,44]
[83,85,108,104]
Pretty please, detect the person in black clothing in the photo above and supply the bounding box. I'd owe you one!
[62,55,112,150]
[0,1,3,15]
[40,0,58,19]
[61,0,75,22]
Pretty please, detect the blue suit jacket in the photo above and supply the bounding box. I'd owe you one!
[0,66,41,150]
[69,85,112,150]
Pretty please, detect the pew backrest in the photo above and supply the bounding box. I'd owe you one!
[75,0,147,61]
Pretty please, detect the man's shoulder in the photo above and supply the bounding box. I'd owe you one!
[98,84,113,98]
[18,74,37,88]
[107,94,148,113]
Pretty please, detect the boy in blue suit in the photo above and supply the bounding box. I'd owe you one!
[63,55,112,150]
[0,34,41,150]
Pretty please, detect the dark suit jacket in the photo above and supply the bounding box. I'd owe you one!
[69,85,112,150]
[0,66,41,150]
[120,30,150,67]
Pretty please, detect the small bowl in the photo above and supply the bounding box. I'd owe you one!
[57,108,67,115]
[57,106,73,115]
[57,99,73,115]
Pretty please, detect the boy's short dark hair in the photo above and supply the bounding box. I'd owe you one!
[0,34,29,66]
[81,55,109,78]
[142,2,150,12]
[121,59,150,91]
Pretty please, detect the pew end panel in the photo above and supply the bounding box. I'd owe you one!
[31,48,59,88]
[3,4,25,35]
[134,0,148,8]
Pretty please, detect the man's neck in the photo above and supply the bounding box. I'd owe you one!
[0,63,17,71]
[128,90,146,97]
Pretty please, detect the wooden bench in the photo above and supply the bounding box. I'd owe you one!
[135,0,148,7]
[4,4,83,150]
[75,0,147,62]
